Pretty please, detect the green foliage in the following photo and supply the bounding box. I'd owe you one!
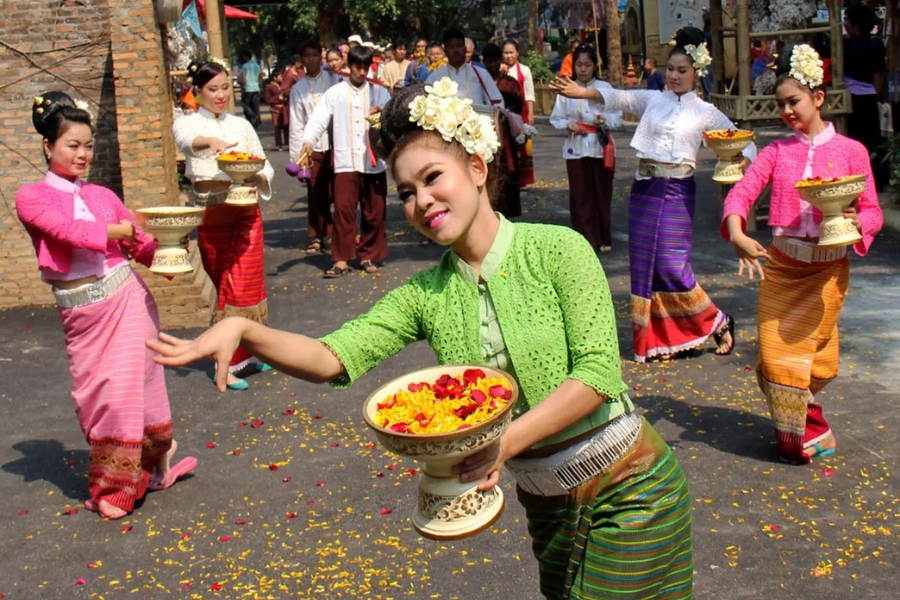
[520,50,554,84]
[228,0,470,66]
[875,136,900,196]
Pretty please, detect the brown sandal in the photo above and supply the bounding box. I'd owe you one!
[359,260,379,273]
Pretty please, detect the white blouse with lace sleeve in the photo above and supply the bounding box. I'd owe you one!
[172,107,276,200]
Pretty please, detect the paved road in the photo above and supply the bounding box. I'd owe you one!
[0,122,898,599]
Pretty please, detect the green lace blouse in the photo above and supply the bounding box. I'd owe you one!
[320,219,632,448]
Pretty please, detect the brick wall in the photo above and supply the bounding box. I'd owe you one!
[0,0,212,329]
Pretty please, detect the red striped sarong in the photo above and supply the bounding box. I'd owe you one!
[59,271,173,512]
[197,204,268,372]
[756,243,848,464]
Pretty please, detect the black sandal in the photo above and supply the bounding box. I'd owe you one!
[306,238,322,254]
[714,314,736,355]
[359,259,379,274]
[323,264,351,278]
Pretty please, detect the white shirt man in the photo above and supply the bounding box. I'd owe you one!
[426,62,505,108]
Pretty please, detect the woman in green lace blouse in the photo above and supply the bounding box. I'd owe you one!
[149,80,693,599]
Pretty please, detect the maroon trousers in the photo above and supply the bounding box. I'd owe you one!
[566,157,614,250]
[308,151,334,241]
[332,171,388,263]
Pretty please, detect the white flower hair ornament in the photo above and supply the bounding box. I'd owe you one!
[407,78,501,163]
[789,44,824,89]
[74,99,94,123]
[207,56,229,69]
[684,43,712,78]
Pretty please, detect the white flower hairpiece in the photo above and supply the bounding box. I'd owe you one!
[407,78,501,163]
[207,56,229,69]
[789,44,824,89]
[684,43,712,78]
[74,99,94,122]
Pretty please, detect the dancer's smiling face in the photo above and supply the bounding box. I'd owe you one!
[775,78,825,133]
[666,53,696,95]
[392,134,490,249]
[45,122,93,180]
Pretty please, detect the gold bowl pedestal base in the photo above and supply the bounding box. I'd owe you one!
[413,469,505,540]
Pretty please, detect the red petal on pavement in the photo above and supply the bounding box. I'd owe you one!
[386,464,397,470]
[121,525,133,533]
[219,536,230,542]
[286,512,298,519]
[314,413,322,419]
[75,578,86,585]
[658,378,667,383]
[180,532,190,540]
[238,421,247,427]
[306,500,315,505]
[290,392,297,397]
[405,468,417,476]
[633,385,642,391]
[251,420,264,428]
[211,582,223,591]
[744,366,753,372]
[282,477,292,483]
[380,508,392,515]
[64,508,78,515]
[268,464,279,471]
[365,443,375,449]
[316,481,325,486]
[331,442,340,447]
[17,510,28,516]
[376,472,384,477]
[283,408,296,415]
[87,562,99,569]
[181,583,192,589]
[206,442,216,449]
[770,524,781,531]
[234,519,246,525]
[821,468,835,477]
[232,449,242,456]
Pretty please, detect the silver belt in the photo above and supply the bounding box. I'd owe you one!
[52,266,132,309]
[637,160,694,178]
[506,412,643,497]
[772,237,847,264]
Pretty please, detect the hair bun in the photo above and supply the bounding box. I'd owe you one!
[377,83,427,157]
[672,26,705,50]
[32,91,75,136]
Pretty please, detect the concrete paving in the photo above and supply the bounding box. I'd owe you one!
[1,121,898,599]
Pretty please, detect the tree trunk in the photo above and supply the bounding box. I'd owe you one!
[527,0,539,53]
[604,0,622,86]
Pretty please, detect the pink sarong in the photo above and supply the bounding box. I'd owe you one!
[59,270,173,512]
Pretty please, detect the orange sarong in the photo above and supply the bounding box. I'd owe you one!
[756,242,849,464]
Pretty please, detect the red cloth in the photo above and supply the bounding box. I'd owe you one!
[197,204,268,371]
[186,0,258,20]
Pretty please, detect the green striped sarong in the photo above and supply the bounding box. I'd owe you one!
[517,418,692,599]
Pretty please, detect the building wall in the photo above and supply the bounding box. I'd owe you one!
[0,0,211,328]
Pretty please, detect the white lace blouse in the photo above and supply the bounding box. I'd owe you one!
[549,79,622,160]
[595,89,757,169]
[172,107,275,200]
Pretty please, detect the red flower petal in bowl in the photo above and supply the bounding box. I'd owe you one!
[463,368,486,384]
[470,390,487,405]
[388,423,410,433]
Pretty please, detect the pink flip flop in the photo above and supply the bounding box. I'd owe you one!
[148,457,198,491]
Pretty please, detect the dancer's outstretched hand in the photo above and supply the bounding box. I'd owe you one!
[731,234,768,281]
[148,318,247,392]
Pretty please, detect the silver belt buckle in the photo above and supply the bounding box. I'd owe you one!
[794,243,814,263]
[87,284,106,304]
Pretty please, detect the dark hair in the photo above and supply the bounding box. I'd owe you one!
[669,26,706,61]
[335,38,348,47]
[268,65,285,82]
[240,50,253,62]
[481,43,501,60]
[347,46,374,69]
[645,57,657,68]
[845,4,877,37]
[393,38,407,50]
[327,47,343,59]
[572,44,600,79]
[427,42,443,53]
[299,39,321,56]
[187,57,227,89]
[502,39,519,52]
[377,83,501,197]
[31,91,94,148]
[773,44,822,95]
[442,28,465,45]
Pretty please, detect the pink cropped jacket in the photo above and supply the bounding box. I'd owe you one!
[721,132,883,256]
[16,179,157,274]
